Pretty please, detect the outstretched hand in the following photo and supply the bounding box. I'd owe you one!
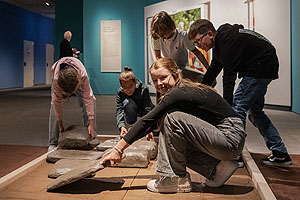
[100,148,122,167]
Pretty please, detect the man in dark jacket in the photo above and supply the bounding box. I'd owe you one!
[188,19,292,168]
[59,31,76,58]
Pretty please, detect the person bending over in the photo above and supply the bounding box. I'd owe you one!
[188,19,292,168]
[48,57,97,152]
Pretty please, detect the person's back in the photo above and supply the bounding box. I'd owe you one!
[213,23,279,80]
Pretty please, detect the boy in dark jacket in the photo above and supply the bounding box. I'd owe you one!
[188,19,292,167]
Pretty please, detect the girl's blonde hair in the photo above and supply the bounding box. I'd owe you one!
[150,58,214,103]
[150,11,176,40]
[119,66,136,83]
[150,58,215,130]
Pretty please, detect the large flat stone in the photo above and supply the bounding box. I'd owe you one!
[58,125,93,150]
[46,160,104,191]
[118,148,150,168]
[46,149,104,163]
[96,137,120,151]
[129,139,157,160]
[48,159,99,178]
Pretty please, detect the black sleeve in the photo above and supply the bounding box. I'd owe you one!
[59,40,73,58]
[202,58,223,86]
[142,87,154,113]
[221,43,241,106]
[123,88,182,144]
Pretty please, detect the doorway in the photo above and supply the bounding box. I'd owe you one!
[46,44,54,84]
[23,40,34,87]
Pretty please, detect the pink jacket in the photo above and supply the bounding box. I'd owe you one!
[51,57,95,121]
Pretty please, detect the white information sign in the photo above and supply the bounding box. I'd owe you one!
[100,20,121,72]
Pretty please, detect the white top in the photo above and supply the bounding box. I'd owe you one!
[153,29,195,68]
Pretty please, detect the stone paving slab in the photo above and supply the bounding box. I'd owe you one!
[46,149,104,163]
[48,159,101,178]
[47,160,104,191]
[129,139,157,160]
[118,149,150,168]
[96,137,120,151]
[58,125,92,150]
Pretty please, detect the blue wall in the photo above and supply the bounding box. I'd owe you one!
[291,0,300,114]
[83,0,164,94]
[0,1,55,89]
[55,0,83,61]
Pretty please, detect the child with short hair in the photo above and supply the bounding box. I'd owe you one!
[151,11,209,83]
[188,19,292,167]
[116,66,154,137]
[48,57,97,152]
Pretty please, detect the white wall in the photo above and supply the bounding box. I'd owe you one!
[145,0,291,106]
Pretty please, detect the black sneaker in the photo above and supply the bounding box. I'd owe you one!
[261,151,292,167]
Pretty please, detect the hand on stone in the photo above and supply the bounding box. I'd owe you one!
[88,124,95,139]
[101,148,122,167]
[120,127,128,137]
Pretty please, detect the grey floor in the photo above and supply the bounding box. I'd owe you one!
[0,85,300,156]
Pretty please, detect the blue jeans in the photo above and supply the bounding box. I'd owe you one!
[232,77,287,153]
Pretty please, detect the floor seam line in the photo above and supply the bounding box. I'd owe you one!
[121,168,141,200]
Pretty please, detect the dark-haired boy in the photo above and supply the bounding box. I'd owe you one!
[188,19,292,167]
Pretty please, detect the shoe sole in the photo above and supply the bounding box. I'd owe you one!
[261,160,293,168]
[147,180,192,193]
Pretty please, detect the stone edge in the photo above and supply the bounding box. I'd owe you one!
[242,147,277,200]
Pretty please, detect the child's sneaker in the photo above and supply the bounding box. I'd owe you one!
[205,160,238,187]
[47,145,57,152]
[147,172,192,193]
[261,151,292,167]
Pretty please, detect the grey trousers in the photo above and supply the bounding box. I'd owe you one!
[48,88,97,145]
[156,111,246,179]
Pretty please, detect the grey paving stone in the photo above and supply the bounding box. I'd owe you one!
[118,148,150,168]
[46,149,104,163]
[48,159,99,178]
[96,137,120,151]
[47,160,104,191]
[58,125,92,150]
[129,139,157,160]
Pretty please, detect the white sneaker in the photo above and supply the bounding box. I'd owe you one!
[205,160,238,187]
[47,145,57,152]
[147,172,192,193]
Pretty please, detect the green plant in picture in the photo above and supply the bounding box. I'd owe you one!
[171,8,201,31]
